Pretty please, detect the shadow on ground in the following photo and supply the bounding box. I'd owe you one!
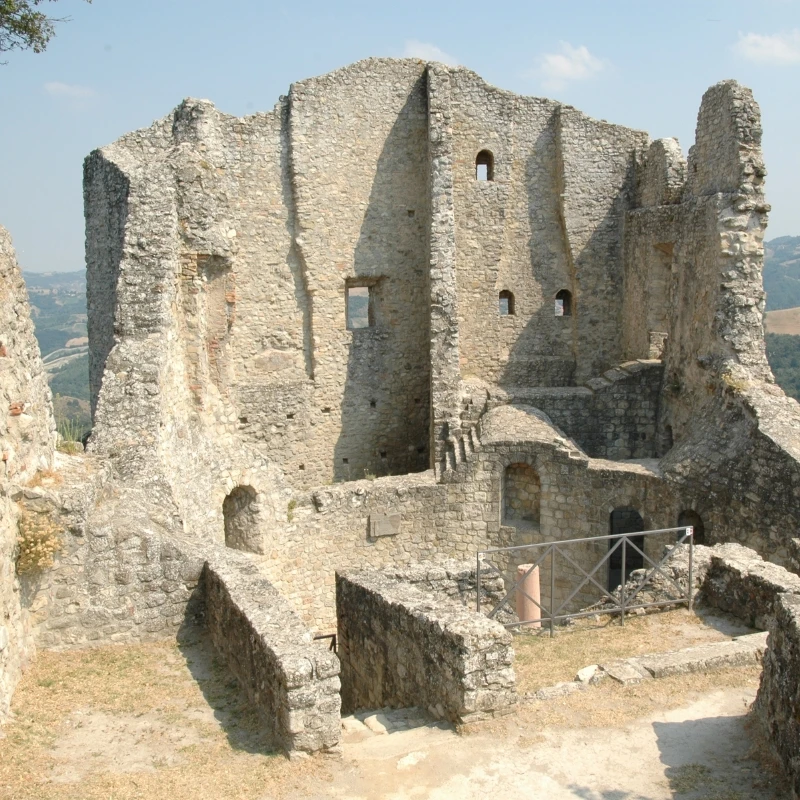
[177,622,280,757]
[653,713,781,799]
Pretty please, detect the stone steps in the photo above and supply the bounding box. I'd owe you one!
[524,630,768,701]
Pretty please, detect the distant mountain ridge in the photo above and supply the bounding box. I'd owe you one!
[764,236,800,311]
[23,270,85,293]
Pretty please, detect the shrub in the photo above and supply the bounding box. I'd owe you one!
[16,508,63,574]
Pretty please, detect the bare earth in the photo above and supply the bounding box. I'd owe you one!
[0,611,783,800]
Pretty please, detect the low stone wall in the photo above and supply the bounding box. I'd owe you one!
[336,565,516,724]
[204,549,341,755]
[701,543,800,630]
[754,594,800,799]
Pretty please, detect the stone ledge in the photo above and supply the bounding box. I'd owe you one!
[631,634,766,679]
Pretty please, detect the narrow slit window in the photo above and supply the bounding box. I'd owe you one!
[346,284,373,329]
[555,289,572,317]
[499,290,515,316]
[476,150,494,181]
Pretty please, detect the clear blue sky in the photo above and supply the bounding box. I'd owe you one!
[1,0,798,272]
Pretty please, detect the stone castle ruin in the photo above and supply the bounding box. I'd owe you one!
[4,58,800,783]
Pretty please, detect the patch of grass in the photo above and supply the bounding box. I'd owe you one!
[0,636,328,800]
[26,469,63,489]
[513,608,728,693]
[515,666,763,732]
[670,762,712,793]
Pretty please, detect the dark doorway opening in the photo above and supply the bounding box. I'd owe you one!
[608,508,645,591]
[677,509,705,545]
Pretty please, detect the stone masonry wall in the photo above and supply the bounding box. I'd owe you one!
[22,472,207,650]
[336,567,516,723]
[686,542,800,797]
[754,594,800,799]
[0,225,56,719]
[496,358,664,460]
[205,548,340,755]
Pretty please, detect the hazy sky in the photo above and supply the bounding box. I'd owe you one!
[1,0,798,272]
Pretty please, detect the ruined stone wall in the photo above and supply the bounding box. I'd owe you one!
[337,567,516,723]
[444,69,648,391]
[616,80,800,565]
[660,80,771,437]
[755,593,800,799]
[205,549,340,755]
[86,60,431,509]
[85,59,659,525]
[0,226,55,718]
[662,384,800,566]
[24,472,207,650]
[261,472,451,631]
[702,543,800,630]
[495,358,664,460]
[447,73,574,387]
[441,405,683,615]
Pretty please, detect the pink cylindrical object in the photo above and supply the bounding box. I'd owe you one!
[515,564,541,629]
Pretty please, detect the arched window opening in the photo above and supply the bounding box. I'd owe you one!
[223,485,260,553]
[499,290,515,316]
[502,463,540,526]
[555,289,573,317]
[678,509,705,545]
[608,507,645,590]
[476,150,494,181]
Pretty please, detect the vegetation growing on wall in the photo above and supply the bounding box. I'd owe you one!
[15,508,62,574]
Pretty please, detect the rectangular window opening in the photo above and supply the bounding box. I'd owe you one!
[346,284,373,330]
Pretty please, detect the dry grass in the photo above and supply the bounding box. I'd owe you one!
[513,608,735,693]
[0,634,329,800]
[25,469,63,489]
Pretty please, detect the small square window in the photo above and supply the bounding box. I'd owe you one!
[346,284,374,330]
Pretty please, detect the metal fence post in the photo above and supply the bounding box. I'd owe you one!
[687,526,694,612]
[476,551,482,614]
[550,545,556,639]
[620,535,626,628]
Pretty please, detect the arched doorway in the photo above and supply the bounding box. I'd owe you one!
[223,485,260,552]
[608,507,645,590]
[502,463,540,527]
[677,509,705,545]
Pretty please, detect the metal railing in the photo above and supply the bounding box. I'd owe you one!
[476,526,694,638]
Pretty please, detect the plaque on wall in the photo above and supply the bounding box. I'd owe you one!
[369,513,401,539]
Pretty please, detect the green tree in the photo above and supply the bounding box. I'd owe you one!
[0,0,89,57]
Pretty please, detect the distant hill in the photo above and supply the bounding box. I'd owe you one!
[23,270,85,293]
[764,236,800,311]
[765,307,800,336]
[23,269,90,438]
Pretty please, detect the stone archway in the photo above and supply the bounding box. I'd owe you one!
[502,463,541,527]
[223,485,261,553]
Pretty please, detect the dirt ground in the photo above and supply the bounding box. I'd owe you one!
[0,611,782,800]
